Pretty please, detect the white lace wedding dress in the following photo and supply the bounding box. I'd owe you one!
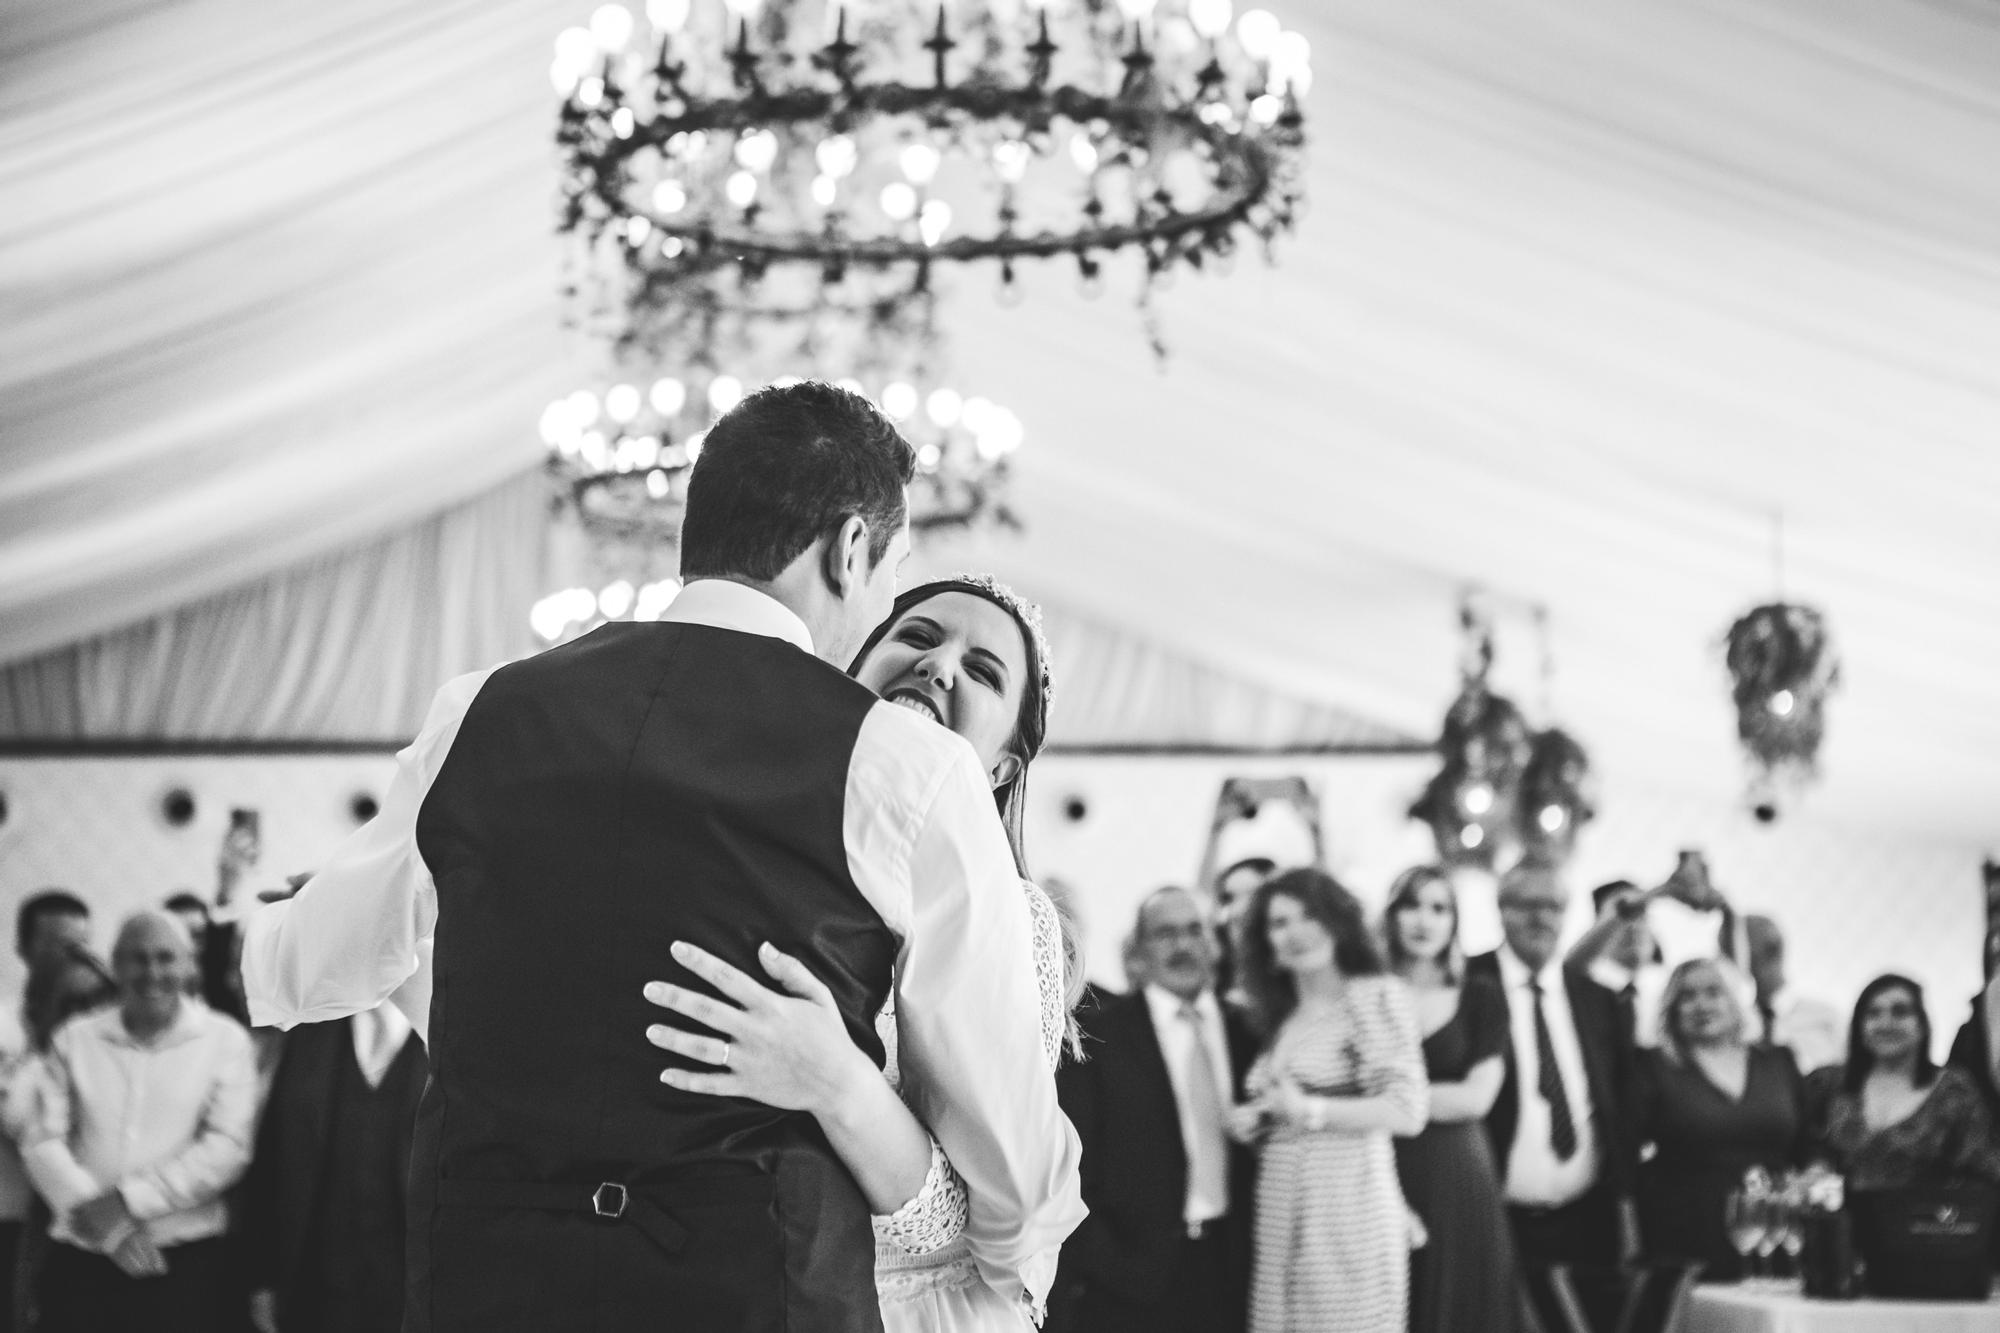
[870,879,1068,1332]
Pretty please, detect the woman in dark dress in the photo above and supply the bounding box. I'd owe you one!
[1631,956,1805,1281]
[1803,973,2000,1191]
[1383,865,1520,1333]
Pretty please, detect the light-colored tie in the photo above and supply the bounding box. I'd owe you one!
[1179,1003,1230,1218]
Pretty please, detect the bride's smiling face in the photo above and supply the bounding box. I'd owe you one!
[855,591,1031,788]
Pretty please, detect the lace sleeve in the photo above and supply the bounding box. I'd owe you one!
[873,1134,971,1256]
[1022,880,1067,1070]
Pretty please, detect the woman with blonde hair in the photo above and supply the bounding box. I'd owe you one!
[1382,865,1520,1333]
[1631,956,1805,1281]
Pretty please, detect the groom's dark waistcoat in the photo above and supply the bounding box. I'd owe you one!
[408,620,896,1333]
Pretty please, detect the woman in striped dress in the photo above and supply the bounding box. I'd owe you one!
[1230,868,1428,1333]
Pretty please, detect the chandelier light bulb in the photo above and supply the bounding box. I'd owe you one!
[646,0,690,32]
[1248,93,1282,125]
[1538,805,1568,834]
[567,389,602,427]
[1461,782,1495,816]
[1461,823,1485,849]
[1069,133,1099,174]
[577,77,606,109]
[645,468,671,499]
[604,383,642,422]
[529,593,573,644]
[611,107,636,139]
[1188,0,1232,40]
[816,134,859,179]
[917,442,943,471]
[734,129,779,174]
[625,215,653,245]
[881,381,919,420]
[650,179,687,212]
[554,27,598,71]
[599,580,637,619]
[630,435,662,468]
[649,377,686,415]
[725,170,759,208]
[926,387,964,427]
[708,375,745,413]
[591,4,635,52]
[1769,689,1796,717]
[918,199,953,247]
[899,142,942,185]
[684,430,706,462]
[1235,7,1280,60]
[1116,0,1158,19]
[810,174,838,207]
[579,431,610,470]
[549,60,582,97]
[880,181,918,221]
[660,235,685,258]
[992,139,1031,184]
[538,401,574,447]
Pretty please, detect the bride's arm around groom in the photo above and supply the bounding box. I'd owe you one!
[852,709,1088,1311]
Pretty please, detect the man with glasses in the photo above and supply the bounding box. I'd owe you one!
[1467,859,1637,1328]
[1050,887,1257,1333]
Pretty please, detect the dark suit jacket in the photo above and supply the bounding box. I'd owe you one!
[1465,950,1635,1197]
[242,1018,427,1300]
[1052,987,1258,1314]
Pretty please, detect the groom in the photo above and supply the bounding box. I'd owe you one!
[242,382,1083,1332]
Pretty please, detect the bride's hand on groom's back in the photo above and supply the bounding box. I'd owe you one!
[644,941,874,1115]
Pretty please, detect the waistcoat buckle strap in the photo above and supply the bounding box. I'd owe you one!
[591,1182,629,1220]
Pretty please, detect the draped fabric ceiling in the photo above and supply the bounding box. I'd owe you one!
[3,0,1998,844]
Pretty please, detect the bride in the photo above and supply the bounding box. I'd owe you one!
[642,574,1081,1330]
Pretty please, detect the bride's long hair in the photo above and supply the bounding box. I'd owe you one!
[849,575,1085,1050]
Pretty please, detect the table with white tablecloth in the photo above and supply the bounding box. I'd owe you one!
[1683,1284,2000,1333]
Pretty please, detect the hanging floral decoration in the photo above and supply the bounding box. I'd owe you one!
[1517,727,1595,864]
[1722,602,1839,816]
[1411,597,1596,869]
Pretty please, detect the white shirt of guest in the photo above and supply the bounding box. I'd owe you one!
[239,578,1084,1311]
[22,999,257,1253]
[1143,985,1232,1226]
[1497,947,1600,1208]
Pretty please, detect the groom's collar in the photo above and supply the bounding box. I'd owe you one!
[664,579,815,656]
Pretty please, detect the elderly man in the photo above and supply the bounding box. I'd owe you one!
[22,911,258,1333]
[1466,859,1635,1326]
[1051,886,1257,1333]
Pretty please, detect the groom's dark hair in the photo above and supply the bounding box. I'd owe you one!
[679,381,916,582]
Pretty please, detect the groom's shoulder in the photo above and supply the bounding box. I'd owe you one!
[850,699,986,806]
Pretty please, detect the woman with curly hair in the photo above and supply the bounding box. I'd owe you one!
[1230,868,1427,1333]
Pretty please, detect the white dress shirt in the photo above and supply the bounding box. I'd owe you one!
[240,578,1084,1308]
[1142,985,1233,1225]
[1496,947,1599,1207]
[22,1000,257,1252]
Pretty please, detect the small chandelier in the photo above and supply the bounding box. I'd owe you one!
[1722,601,1839,822]
[548,0,1310,330]
[1410,596,1596,870]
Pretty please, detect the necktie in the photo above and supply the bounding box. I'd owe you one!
[1757,998,1778,1048]
[1179,1003,1230,1216]
[1528,977,1578,1161]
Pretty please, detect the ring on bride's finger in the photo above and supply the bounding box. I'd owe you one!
[719,1041,731,1069]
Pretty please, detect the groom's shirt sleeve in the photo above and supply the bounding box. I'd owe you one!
[845,704,1087,1309]
[241,667,495,1033]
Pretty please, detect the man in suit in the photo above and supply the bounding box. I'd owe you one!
[243,1005,426,1333]
[241,382,1082,1332]
[1051,886,1256,1333]
[1466,859,1636,1324]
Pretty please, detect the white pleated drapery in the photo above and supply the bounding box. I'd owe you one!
[2,0,1998,838]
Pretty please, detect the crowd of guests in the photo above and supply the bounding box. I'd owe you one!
[0,854,1995,1333]
[1047,858,2000,1333]
[0,887,423,1333]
